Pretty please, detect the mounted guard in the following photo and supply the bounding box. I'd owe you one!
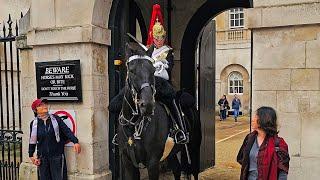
[146,4,188,144]
[110,4,189,144]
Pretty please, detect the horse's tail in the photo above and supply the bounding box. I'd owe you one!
[180,106,201,177]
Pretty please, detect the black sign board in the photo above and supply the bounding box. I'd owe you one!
[35,60,82,102]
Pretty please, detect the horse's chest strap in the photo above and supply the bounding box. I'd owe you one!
[126,138,143,168]
[133,117,151,140]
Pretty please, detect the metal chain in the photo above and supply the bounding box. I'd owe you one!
[118,111,136,126]
[133,118,145,139]
[124,95,139,115]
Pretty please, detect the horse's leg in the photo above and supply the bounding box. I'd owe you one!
[121,152,140,180]
[167,154,181,180]
[147,158,160,180]
[193,174,199,180]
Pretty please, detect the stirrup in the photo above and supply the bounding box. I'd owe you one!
[112,134,118,146]
[174,129,189,144]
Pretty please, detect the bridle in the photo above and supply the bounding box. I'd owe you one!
[119,55,156,126]
[117,55,156,140]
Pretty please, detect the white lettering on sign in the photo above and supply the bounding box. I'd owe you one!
[65,74,74,79]
[49,92,60,96]
[51,87,61,90]
[41,87,50,91]
[61,92,69,96]
[36,60,82,101]
[45,66,70,74]
[41,75,64,80]
[56,80,65,84]
[66,86,76,90]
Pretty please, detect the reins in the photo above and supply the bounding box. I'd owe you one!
[118,55,155,140]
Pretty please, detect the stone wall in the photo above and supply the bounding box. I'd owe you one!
[19,42,112,180]
[18,0,112,179]
[249,1,320,179]
[0,0,30,22]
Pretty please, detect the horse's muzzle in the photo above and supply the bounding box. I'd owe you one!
[138,100,155,117]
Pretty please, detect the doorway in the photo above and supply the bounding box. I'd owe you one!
[180,0,253,175]
[108,0,147,179]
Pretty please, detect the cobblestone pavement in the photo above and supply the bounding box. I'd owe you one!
[141,115,250,180]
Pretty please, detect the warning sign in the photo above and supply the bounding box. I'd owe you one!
[50,110,77,147]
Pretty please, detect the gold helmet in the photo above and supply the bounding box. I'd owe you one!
[152,20,166,39]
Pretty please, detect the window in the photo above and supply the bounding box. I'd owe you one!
[228,72,243,94]
[229,8,244,29]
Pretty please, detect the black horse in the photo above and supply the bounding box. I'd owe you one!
[117,43,201,180]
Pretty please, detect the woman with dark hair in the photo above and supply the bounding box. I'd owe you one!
[218,95,229,121]
[237,106,290,180]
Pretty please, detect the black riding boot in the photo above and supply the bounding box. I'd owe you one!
[169,100,189,144]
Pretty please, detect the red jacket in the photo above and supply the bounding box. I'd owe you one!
[237,131,289,180]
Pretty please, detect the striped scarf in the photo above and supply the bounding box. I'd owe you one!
[29,113,60,144]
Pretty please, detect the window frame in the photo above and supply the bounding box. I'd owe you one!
[228,71,244,95]
[229,8,244,29]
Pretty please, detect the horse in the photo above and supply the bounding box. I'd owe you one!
[117,42,201,180]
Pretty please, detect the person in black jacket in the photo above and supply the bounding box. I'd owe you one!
[29,98,81,180]
[218,95,229,121]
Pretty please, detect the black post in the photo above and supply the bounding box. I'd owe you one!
[0,22,5,163]
[16,20,22,131]
[167,0,172,46]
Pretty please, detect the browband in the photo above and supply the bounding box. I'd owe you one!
[128,55,155,63]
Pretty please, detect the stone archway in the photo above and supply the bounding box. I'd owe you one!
[180,0,252,94]
[92,0,113,28]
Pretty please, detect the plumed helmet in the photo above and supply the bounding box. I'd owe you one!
[147,4,166,46]
[152,21,166,39]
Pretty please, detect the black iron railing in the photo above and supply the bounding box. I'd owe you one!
[0,14,23,180]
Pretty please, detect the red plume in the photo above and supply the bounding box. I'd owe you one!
[147,4,164,46]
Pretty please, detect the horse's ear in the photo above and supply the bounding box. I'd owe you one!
[125,42,135,58]
[125,42,133,59]
[126,42,147,58]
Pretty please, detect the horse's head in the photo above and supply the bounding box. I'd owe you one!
[125,43,156,117]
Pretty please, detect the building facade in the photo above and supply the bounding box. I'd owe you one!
[215,8,251,114]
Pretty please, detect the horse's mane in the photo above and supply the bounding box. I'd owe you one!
[126,42,148,59]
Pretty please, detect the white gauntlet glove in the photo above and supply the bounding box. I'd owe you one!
[153,60,169,80]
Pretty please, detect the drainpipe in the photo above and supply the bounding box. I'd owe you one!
[250,30,253,132]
